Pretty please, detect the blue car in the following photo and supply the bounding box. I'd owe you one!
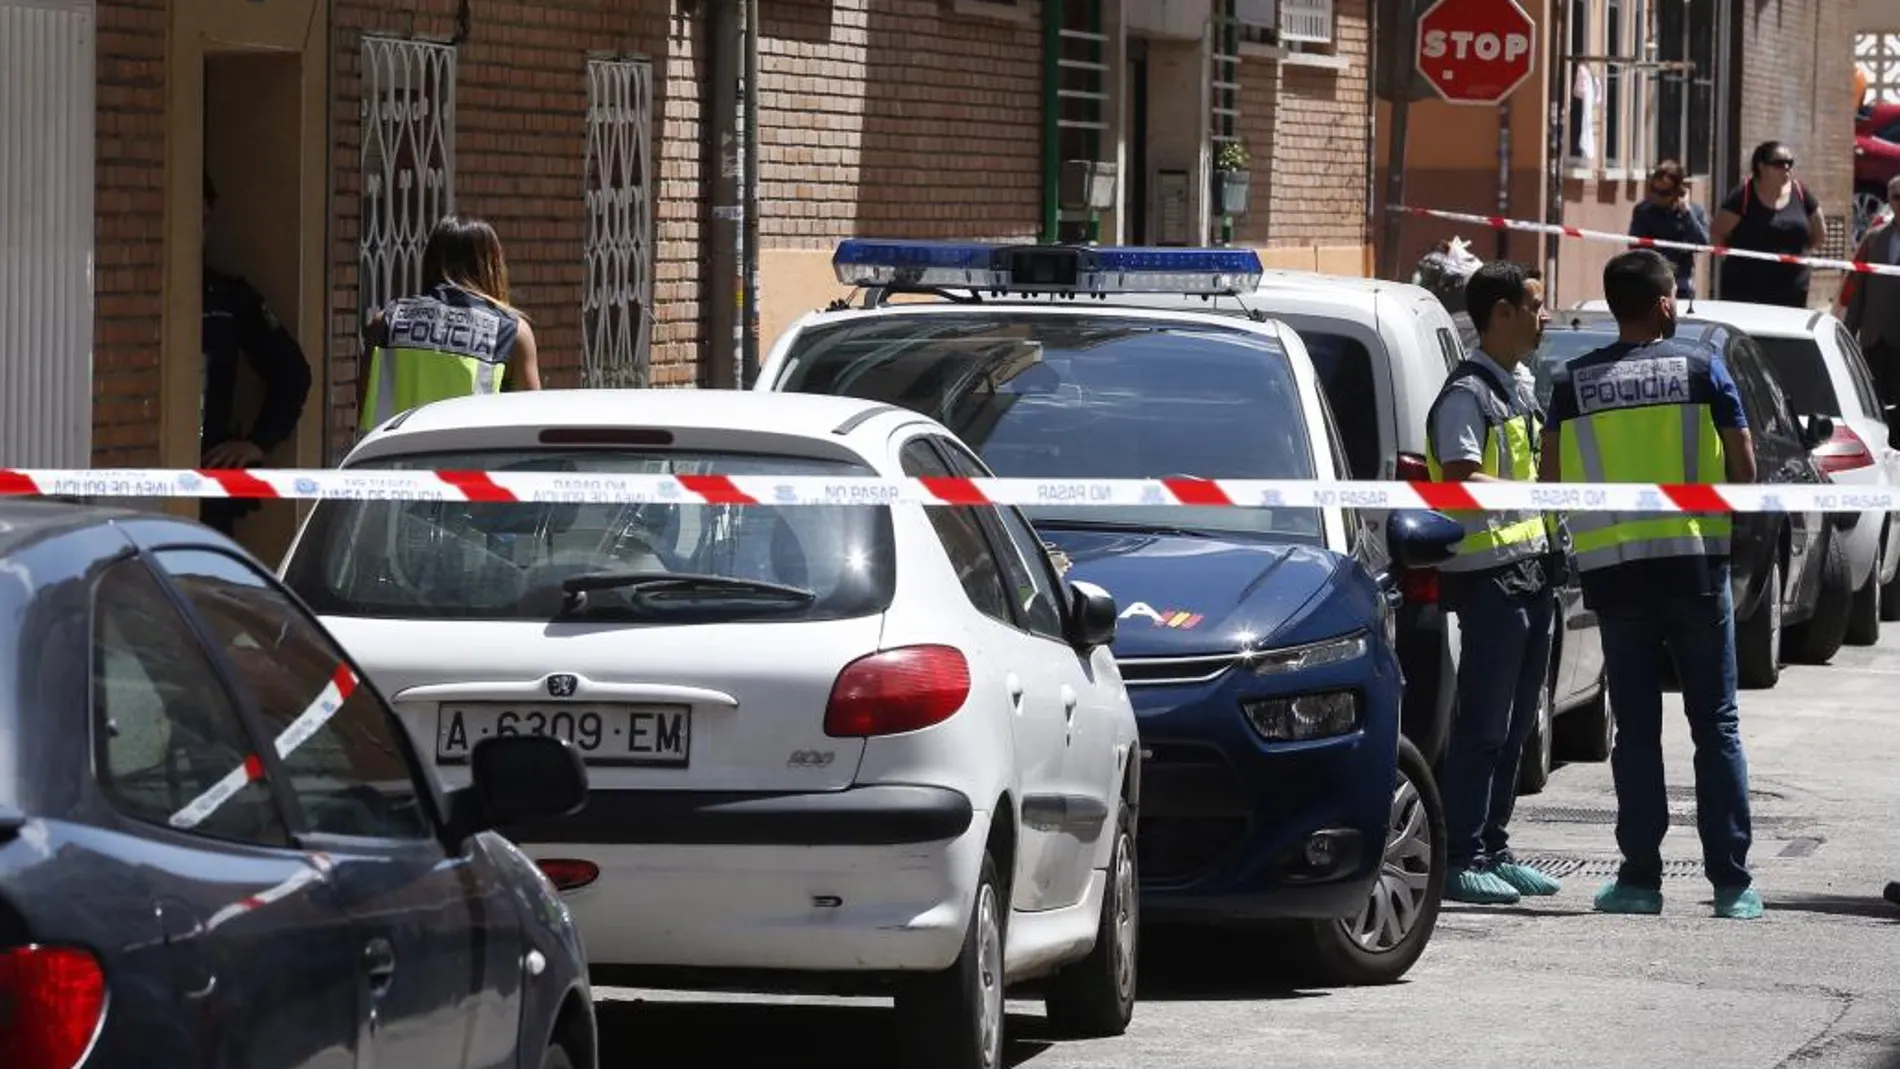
[758,240,1464,984]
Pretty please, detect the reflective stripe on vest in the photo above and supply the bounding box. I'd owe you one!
[360,289,514,431]
[1558,401,1730,571]
[1424,370,1550,573]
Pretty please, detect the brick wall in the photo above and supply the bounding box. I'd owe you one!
[1235,0,1371,249]
[93,0,168,466]
[1737,0,1853,222]
[758,0,1043,247]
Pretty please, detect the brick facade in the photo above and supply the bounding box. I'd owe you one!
[93,0,168,467]
[1736,0,1855,236]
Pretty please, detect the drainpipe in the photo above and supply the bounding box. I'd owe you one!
[741,0,761,387]
[1043,0,1064,242]
[705,0,740,389]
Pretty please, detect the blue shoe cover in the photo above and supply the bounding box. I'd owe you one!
[1492,861,1562,896]
[1446,869,1521,904]
[1592,882,1663,914]
[1713,886,1764,920]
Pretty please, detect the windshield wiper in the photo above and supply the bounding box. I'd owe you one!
[559,571,818,605]
[1030,518,1216,539]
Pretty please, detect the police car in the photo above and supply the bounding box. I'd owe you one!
[758,240,1466,984]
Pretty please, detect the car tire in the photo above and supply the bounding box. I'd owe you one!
[540,1043,577,1069]
[1737,558,1782,690]
[1517,683,1554,796]
[1555,676,1613,763]
[1880,534,1900,623]
[1787,527,1852,665]
[894,851,1007,1069]
[1043,803,1138,1038]
[1847,555,1881,646]
[1296,736,1445,986]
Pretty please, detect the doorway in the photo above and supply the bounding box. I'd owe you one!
[1127,38,1149,244]
[202,49,312,563]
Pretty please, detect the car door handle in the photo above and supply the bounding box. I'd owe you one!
[364,937,396,999]
[1060,685,1077,720]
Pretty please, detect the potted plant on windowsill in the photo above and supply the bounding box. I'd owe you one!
[1059,159,1119,212]
[1215,140,1251,216]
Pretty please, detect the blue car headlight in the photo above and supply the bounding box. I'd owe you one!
[1241,631,1369,676]
[1241,690,1362,741]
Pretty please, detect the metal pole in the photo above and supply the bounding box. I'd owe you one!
[1496,100,1511,261]
[1376,0,1415,281]
[741,0,761,388]
[705,0,740,389]
[1042,0,1063,242]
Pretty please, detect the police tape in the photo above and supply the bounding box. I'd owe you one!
[1390,204,1900,278]
[11,467,1900,514]
[169,664,358,832]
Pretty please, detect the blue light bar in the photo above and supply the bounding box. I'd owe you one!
[832,240,1264,296]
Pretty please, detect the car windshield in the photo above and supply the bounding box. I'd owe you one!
[1750,336,1839,416]
[775,311,1322,543]
[281,449,896,623]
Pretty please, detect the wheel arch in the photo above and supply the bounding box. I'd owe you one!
[988,789,1018,897]
[547,984,597,1069]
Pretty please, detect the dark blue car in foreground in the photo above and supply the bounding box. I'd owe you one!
[0,500,598,1068]
[760,240,1466,984]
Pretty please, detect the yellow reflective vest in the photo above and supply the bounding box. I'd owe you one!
[360,283,518,431]
[1424,359,1551,573]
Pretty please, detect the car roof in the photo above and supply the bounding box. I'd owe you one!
[780,297,1299,343]
[1573,298,1831,339]
[361,388,931,452]
[0,499,149,558]
[1541,308,1730,353]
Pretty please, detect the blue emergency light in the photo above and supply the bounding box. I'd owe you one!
[831,239,1264,297]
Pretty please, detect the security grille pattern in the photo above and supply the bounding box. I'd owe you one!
[359,37,456,325]
[1857,33,1900,105]
[582,59,656,389]
[1278,0,1333,45]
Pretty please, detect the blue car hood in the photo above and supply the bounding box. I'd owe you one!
[1040,528,1339,657]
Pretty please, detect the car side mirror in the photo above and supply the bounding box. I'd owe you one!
[1386,509,1465,571]
[1800,413,1836,450]
[447,735,588,842]
[1065,580,1118,650]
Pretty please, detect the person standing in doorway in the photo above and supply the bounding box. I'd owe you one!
[1424,260,1566,905]
[1710,140,1826,308]
[358,213,542,432]
[201,174,312,536]
[1842,174,1900,448]
[1629,160,1711,300]
[1541,249,1762,920]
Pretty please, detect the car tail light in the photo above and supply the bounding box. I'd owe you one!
[535,859,600,892]
[1813,424,1876,474]
[824,645,972,737]
[1399,569,1439,604]
[0,945,106,1069]
[1395,452,1431,482]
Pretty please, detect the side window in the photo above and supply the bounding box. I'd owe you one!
[1436,325,1465,372]
[898,438,1015,625]
[93,558,292,847]
[931,437,1068,641]
[1836,325,1887,419]
[153,549,435,841]
[1726,340,1791,438]
[1299,330,1382,480]
[1316,392,1361,546]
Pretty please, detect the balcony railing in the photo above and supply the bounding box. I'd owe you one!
[1279,0,1333,45]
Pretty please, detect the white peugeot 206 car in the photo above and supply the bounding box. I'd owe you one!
[277,390,1143,1069]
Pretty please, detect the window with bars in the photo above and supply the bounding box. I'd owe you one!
[358,37,456,327]
[1056,0,1108,244]
[1569,0,1714,177]
[582,59,655,389]
[1654,0,1715,177]
[1235,0,1336,52]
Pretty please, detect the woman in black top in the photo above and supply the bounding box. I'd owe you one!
[1711,140,1827,308]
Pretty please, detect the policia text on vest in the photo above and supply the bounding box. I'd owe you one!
[360,282,521,431]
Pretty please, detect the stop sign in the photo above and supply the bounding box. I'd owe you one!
[1415,0,1537,105]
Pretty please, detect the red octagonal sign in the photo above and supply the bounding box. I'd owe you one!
[1415,0,1538,105]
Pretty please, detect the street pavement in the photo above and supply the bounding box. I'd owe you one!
[595,630,1900,1068]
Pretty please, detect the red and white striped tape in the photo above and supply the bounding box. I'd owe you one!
[9,466,1898,513]
[169,665,359,832]
[205,854,336,932]
[1391,204,1900,278]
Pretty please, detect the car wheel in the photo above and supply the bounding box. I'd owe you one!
[1043,802,1137,1038]
[1555,675,1613,763]
[1881,533,1900,623]
[540,1043,577,1069]
[1297,736,1445,986]
[1787,526,1852,665]
[1737,558,1782,689]
[1847,555,1881,646]
[895,851,1007,1069]
[1517,683,1553,796]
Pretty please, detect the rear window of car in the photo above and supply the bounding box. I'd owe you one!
[282,450,896,623]
[1750,336,1841,417]
[775,311,1323,543]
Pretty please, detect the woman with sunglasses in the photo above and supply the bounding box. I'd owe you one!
[1710,140,1827,308]
[1629,160,1711,299]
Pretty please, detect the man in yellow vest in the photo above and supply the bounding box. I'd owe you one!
[1540,248,1762,920]
[1424,260,1566,905]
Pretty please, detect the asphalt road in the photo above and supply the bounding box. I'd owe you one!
[595,631,1900,1068]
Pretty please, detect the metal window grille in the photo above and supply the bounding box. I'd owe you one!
[1056,0,1108,242]
[1858,33,1900,105]
[1278,0,1333,45]
[582,59,656,389]
[1211,0,1240,152]
[359,37,456,325]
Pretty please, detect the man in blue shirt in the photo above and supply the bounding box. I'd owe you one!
[1540,249,1763,920]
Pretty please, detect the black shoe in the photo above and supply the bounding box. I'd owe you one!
[1885,882,1900,909]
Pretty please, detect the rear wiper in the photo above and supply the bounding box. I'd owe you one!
[1032,518,1215,539]
[560,571,817,608]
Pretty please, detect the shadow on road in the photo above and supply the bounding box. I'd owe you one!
[1134,924,1335,1003]
[1762,891,1900,922]
[596,998,1056,1068]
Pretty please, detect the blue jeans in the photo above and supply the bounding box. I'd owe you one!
[1444,576,1556,870]
[1597,569,1753,890]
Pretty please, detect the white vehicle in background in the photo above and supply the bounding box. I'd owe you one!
[276,390,1144,1069]
[1578,298,1900,641]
